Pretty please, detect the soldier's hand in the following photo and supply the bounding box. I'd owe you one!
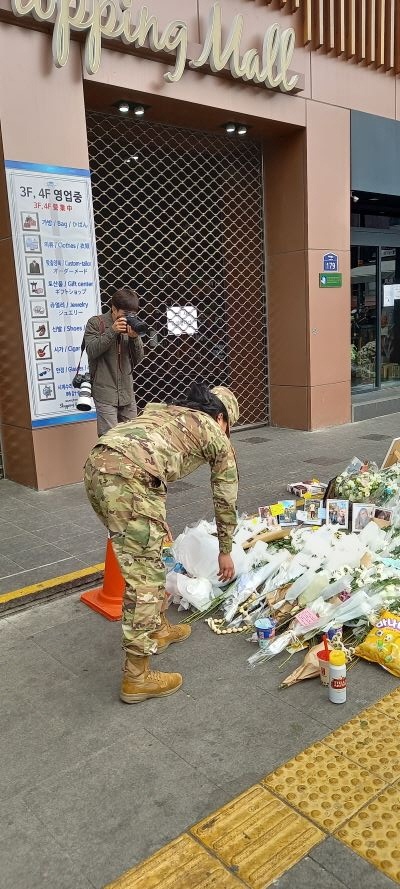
[218,553,235,583]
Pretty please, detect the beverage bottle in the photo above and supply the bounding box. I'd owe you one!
[328,650,346,703]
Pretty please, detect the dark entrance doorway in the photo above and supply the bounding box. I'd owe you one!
[86,112,268,426]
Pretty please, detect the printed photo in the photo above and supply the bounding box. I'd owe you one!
[352,503,375,533]
[28,278,46,297]
[30,301,48,319]
[21,212,39,232]
[374,508,393,526]
[303,499,323,525]
[38,382,56,401]
[34,341,52,360]
[33,320,49,340]
[24,234,41,254]
[279,500,297,527]
[258,506,279,529]
[26,256,43,276]
[167,305,198,336]
[326,499,349,529]
[36,362,54,381]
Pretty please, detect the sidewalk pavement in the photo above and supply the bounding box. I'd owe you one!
[0,413,400,889]
[1,410,400,598]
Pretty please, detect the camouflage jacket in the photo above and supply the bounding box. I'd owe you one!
[98,404,239,553]
[85,310,144,406]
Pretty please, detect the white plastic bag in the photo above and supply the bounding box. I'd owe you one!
[173,522,248,585]
[176,575,214,611]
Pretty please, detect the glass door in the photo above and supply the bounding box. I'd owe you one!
[351,245,378,390]
[380,246,400,385]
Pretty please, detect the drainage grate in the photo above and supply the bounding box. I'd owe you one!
[168,480,196,493]
[361,434,391,441]
[237,436,272,444]
[86,112,268,427]
[303,457,341,466]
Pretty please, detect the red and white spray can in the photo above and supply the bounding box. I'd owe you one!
[328,650,347,704]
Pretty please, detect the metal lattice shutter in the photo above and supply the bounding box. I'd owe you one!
[86,112,268,426]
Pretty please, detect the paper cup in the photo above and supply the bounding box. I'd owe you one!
[254,618,276,650]
[317,650,330,686]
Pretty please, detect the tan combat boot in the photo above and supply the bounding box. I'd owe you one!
[120,654,182,704]
[152,613,192,653]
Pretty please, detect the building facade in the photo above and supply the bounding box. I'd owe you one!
[0,0,400,488]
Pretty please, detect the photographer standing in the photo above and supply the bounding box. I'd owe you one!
[85,286,144,436]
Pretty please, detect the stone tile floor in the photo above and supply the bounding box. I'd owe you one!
[1,414,400,888]
[0,411,399,594]
[1,593,398,889]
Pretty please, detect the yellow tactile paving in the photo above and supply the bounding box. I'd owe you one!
[190,784,324,889]
[323,711,400,783]
[336,781,400,884]
[103,834,243,889]
[103,693,400,889]
[368,686,400,720]
[262,740,386,831]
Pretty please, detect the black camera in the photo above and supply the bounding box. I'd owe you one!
[72,371,91,390]
[75,373,93,411]
[125,314,158,347]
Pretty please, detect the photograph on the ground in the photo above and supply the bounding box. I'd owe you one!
[326,498,349,529]
[278,500,297,526]
[303,499,323,525]
[374,507,393,526]
[352,503,375,532]
[258,506,279,528]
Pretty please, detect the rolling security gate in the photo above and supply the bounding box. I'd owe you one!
[86,112,268,426]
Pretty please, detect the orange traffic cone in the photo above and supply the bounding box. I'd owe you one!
[81,537,125,621]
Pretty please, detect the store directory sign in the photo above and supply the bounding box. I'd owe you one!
[5,161,101,428]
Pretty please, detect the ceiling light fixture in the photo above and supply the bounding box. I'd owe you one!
[237,124,247,136]
[225,122,236,134]
[133,104,145,117]
[118,101,130,114]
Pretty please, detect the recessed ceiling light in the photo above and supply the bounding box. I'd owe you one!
[224,122,236,134]
[133,104,145,117]
[118,101,130,114]
[237,124,247,136]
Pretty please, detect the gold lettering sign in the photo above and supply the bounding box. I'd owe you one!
[10,0,300,94]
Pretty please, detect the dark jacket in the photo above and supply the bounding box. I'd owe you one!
[85,310,144,406]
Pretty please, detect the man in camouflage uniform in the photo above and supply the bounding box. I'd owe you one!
[84,386,239,703]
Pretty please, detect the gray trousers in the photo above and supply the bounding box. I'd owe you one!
[95,399,137,437]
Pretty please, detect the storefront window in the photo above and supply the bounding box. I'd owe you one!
[380,246,400,384]
[351,246,377,389]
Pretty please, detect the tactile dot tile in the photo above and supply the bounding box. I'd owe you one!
[103,834,243,889]
[336,782,400,884]
[191,784,324,889]
[323,709,400,783]
[366,688,400,721]
[262,741,386,831]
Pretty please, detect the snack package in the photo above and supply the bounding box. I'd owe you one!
[355,610,400,678]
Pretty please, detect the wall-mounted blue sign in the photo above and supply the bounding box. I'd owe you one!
[323,252,339,272]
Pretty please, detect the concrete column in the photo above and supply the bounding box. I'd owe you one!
[266,102,351,429]
[0,25,97,487]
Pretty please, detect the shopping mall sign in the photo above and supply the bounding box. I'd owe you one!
[10,0,301,93]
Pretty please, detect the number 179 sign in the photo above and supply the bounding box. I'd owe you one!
[323,252,339,272]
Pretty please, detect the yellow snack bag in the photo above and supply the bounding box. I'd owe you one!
[355,610,400,678]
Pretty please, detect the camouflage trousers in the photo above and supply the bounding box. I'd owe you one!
[84,445,168,657]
